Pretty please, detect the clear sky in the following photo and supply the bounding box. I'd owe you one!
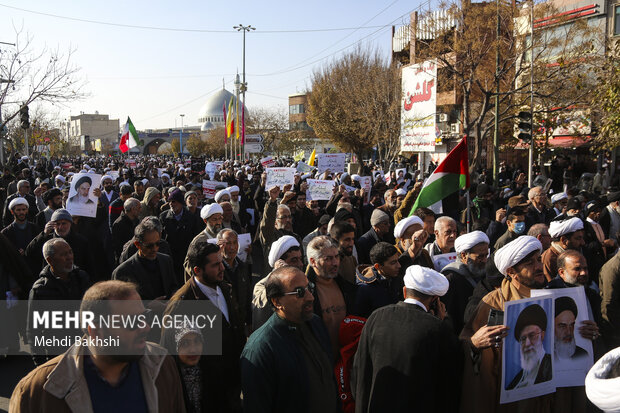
[0,0,426,130]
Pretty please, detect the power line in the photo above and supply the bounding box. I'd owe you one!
[0,3,394,34]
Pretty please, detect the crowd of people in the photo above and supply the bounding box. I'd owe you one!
[1,151,620,412]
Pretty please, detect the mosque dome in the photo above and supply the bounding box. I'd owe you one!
[197,87,248,127]
[201,121,215,132]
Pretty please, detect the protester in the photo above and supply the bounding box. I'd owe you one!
[357,209,391,265]
[111,198,141,263]
[424,216,457,270]
[542,217,585,281]
[241,266,339,413]
[218,228,252,330]
[494,206,526,251]
[34,188,63,231]
[13,280,186,412]
[1,198,39,255]
[352,265,460,412]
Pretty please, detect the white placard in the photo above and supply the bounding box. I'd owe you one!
[246,208,255,226]
[237,233,252,262]
[260,156,276,168]
[501,296,555,404]
[306,179,336,201]
[431,252,457,272]
[296,161,314,173]
[202,180,219,199]
[360,176,372,205]
[265,168,296,189]
[125,159,137,168]
[66,173,101,218]
[531,287,594,388]
[401,59,437,152]
[205,162,219,180]
[317,153,346,174]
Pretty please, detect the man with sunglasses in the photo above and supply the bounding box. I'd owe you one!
[241,265,339,413]
[112,218,178,301]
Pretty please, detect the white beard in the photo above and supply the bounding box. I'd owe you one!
[555,336,576,360]
[520,339,545,373]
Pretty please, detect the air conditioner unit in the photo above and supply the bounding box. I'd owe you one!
[438,113,449,122]
[450,123,462,134]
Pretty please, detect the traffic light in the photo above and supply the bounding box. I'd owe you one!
[517,111,532,141]
[19,105,29,130]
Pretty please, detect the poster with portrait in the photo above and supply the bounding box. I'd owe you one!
[431,252,457,272]
[66,173,101,218]
[531,287,594,387]
[501,296,555,404]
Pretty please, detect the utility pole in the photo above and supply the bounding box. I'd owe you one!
[528,0,535,186]
[180,114,185,158]
[493,0,501,183]
[234,24,255,161]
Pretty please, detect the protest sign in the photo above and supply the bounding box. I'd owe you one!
[108,170,119,181]
[306,179,336,201]
[66,173,101,218]
[202,180,219,199]
[372,170,384,182]
[344,185,357,193]
[237,233,252,262]
[266,168,296,189]
[360,176,372,204]
[501,296,555,404]
[296,161,314,173]
[125,159,137,168]
[317,153,346,173]
[261,156,276,168]
[431,252,457,272]
[205,162,218,180]
[531,287,594,388]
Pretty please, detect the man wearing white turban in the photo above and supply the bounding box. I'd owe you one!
[352,265,460,412]
[585,346,620,412]
[461,236,551,413]
[181,203,225,282]
[441,231,490,334]
[541,217,585,282]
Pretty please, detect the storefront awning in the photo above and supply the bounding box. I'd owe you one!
[514,136,592,149]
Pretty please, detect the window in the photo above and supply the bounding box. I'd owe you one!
[289,104,305,114]
[615,5,620,36]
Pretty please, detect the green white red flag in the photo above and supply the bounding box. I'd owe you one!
[409,135,470,215]
[119,117,139,153]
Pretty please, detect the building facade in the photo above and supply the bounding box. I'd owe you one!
[62,112,119,151]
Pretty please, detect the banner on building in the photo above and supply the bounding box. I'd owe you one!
[400,60,438,152]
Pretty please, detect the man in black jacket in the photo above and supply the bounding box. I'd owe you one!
[163,241,245,413]
[27,238,91,366]
[112,217,178,301]
[3,179,37,227]
[1,198,39,255]
[111,198,141,264]
[159,188,202,284]
[25,209,95,280]
[34,188,63,232]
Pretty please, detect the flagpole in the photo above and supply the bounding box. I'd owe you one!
[466,191,471,233]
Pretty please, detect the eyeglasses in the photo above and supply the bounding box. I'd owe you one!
[282,282,315,298]
[141,240,162,249]
[518,331,541,344]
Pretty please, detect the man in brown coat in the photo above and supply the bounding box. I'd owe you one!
[541,217,585,282]
[10,280,185,413]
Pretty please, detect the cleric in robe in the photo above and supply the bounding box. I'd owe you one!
[68,176,95,205]
[506,304,553,390]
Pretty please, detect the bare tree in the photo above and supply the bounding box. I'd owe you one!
[307,47,401,168]
[0,28,87,138]
[246,106,289,155]
[415,0,601,172]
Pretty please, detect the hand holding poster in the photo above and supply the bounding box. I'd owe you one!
[202,180,219,199]
[265,168,296,189]
[66,173,101,218]
[531,287,594,388]
[359,176,372,204]
[237,233,252,262]
[306,179,336,201]
[317,153,346,173]
[501,296,555,404]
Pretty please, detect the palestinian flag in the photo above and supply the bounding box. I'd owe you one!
[119,117,139,153]
[409,135,470,215]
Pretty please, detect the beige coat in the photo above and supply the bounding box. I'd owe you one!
[10,341,185,413]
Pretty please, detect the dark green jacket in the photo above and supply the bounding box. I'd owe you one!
[240,313,335,413]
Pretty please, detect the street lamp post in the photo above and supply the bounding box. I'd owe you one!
[233,24,255,161]
[180,114,185,158]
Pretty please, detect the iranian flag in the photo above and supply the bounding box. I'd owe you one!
[119,117,139,153]
[409,135,470,215]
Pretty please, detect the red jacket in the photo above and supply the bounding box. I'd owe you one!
[334,315,366,413]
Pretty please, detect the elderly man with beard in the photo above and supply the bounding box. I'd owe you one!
[424,216,457,271]
[13,280,186,413]
[506,304,553,389]
[251,236,304,331]
[441,231,490,335]
[396,216,434,271]
[306,236,347,357]
[241,266,338,413]
[220,201,243,234]
[541,217,585,282]
[259,186,303,264]
[461,236,552,412]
